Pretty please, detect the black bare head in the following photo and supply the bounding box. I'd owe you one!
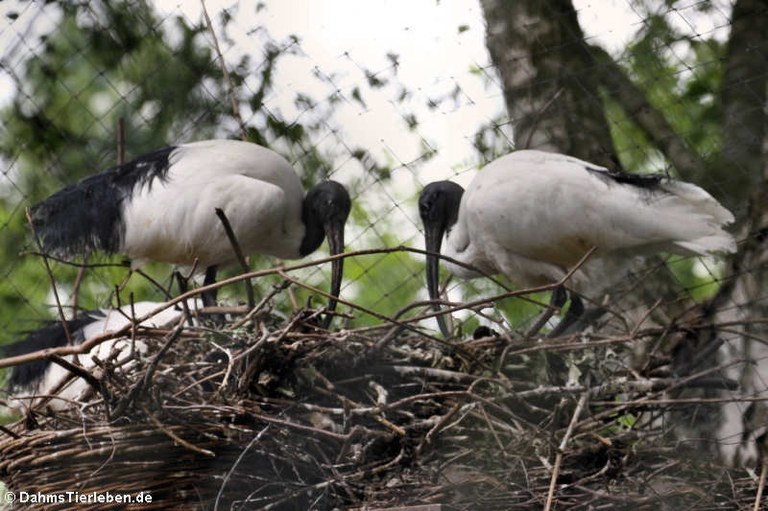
[300,180,352,329]
[419,181,464,239]
[418,180,464,338]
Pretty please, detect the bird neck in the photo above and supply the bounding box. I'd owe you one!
[299,201,325,257]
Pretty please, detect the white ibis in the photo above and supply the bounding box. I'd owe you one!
[419,150,737,337]
[29,139,351,324]
[3,301,196,412]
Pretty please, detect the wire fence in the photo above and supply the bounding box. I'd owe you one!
[0,0,514,334]
[1,0,768,503]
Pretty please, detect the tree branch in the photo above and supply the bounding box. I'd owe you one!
[715,0,768,212]
[590,44,707,182]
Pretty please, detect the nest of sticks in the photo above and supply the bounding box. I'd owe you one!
[0,274,763,511]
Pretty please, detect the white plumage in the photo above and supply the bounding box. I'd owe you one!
[30,139,351,315]
[4,301,198,412]
[419,150,736,336]
[121,140,310,266]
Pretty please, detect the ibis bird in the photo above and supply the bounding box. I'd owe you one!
[419,150,736,337]
[29,139,351,323]
[3,301,197,412]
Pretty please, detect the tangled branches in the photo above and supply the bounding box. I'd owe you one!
[0,256,764,510]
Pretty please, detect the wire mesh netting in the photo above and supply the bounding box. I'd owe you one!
[0,0,767,509]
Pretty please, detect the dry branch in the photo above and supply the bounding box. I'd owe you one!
[1,247,765,510]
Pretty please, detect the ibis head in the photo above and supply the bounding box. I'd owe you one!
[418,180,464,337]
[300,180,352,327]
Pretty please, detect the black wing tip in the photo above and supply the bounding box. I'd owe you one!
[585,165,665,189]
[3,316,92,390]
[27,144,178,260]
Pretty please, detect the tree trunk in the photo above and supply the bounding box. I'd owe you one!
[708,0,768,214]
[709,0,768,465]
[479,0,619,169]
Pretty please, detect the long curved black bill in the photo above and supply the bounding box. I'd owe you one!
[322,221,345,329]
[424,223,451,338]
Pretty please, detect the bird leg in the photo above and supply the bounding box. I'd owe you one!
[202,266,218,307]
[174,265,217,307]
[175,270,189,296]
[547,291,584,338]
[526,286,568,337]
[526,287,585,338]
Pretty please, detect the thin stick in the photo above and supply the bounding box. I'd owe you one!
[544,392,589,511]
[117,117,126,165]
[230,281,289,329]
[201,0,248,140]
[25,208,72,345]
[48,355,108,402]
[214,426,270,511]
[71,254,88,319]
[0,246,592,370]
[215,208,255,308]
[755,463,767,511]
[144,407,214,457]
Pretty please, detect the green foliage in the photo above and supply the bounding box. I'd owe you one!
[611,8,724,172]
[602,6,727,304]
[343,241,424,327]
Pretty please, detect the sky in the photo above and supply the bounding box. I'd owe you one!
[0,0,732,190]
[151,0,645,188]
[0,0,646,191]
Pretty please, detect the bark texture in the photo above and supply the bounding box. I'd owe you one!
[479,0,619,169]
[710,0,768,213]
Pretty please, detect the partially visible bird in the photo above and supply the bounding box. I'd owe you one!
[3,301,196,412]
[29,139,351,324]
[419,150,736,337]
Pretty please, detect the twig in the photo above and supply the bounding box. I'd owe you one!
[544,392,589,511]
[0,424,20,439]
[116,117,126,165]
[755,463,767,511]
[214,425,270,511]
[201,0,248,140]
[25,208,72,344]
[141,318,186,390]
[132,268,173,300]
[416,402,464,456]
[71,254,89,319]
[144,407,214,457]
[209,341,234,396]
[214,208,255,309]
[230,280,289,329]
[48,355,109,403]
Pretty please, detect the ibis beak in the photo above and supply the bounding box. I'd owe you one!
[322,220,346,329]
[424,221,451,338]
